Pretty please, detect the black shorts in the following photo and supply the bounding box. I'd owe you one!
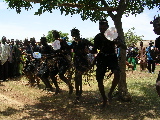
[74,55,89,73]
[96,53,120,80]
[37,62,49,78]
[50,57,69,75]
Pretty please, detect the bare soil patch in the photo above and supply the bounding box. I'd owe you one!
[0,66,160,120]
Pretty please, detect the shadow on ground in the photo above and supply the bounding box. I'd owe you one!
[13,82,160,120]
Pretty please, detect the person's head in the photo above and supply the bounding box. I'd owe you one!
[52,30,60,40]
[2,36,6,44]
[151,17,160,35]
[23,39,29,46]
[16,39,20,45]
[40,37,47,46]
[6,39,10,44]
[30,37,36,46]
[11,39,14,45]
[149,41,154,46]
[140,41,143,47]
[99,19,109,33]
[71,28,80,41]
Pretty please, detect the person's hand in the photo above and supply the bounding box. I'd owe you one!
[113,39,119,44]
[114,37,127,50]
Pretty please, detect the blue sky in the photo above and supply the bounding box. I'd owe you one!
[0,1,159,41]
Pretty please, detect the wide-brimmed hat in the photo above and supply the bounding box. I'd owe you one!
[149,41,154,45]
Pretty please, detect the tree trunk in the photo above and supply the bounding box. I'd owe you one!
[114,17,132,101]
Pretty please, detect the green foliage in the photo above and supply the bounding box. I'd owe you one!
[86,37,94,44]
[4,0,159,22]
[4,0,33,13]
[46,30,53,43]
[46,30,69,43]
[125,27,144,47]
[59,31,69,41]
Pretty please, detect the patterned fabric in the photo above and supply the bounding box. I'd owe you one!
[8,45,14,63]
[0,43,10,65]
[71,38,93,72]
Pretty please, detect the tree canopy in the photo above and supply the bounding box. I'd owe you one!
[125,27,144,47]
[46,30,69,43]
[4,0,160,22]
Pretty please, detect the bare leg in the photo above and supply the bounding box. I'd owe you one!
[156,81,160,97]
[40,77,53,91]
[74,71,82,100]
[25,71,36,87]
[97,79,108,106]
[50,74,61,94]
[59,74,73,94]
[108,70,120,101]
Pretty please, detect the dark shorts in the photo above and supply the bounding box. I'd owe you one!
[96,53,120,80]
[49,57,69,75]
[37,62,49,78]
[74,55,89,73]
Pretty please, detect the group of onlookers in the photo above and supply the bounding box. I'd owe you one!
[0,16,160,107]
[0,27,158,108]
[0,37,25,81]
[0,35,159,84]
[126,40,160,74]
[0,19,127,106]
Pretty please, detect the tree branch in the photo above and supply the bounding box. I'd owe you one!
[59,3,117,11]
[117,0,128,17]
[23,0,117,11]
[100,0,115,20]
[23,0,41,3]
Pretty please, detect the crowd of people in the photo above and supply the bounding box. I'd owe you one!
[126,40,160,74]
[0,37,24,81]
[0,28,97,102]
[0,19,125,106]
[0,18,159,106]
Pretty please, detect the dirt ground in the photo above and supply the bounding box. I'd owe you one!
[0,77,47,120]
[0,75,103,120]
[0,69,160,120]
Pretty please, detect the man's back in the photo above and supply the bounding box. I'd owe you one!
[93,33,116,54]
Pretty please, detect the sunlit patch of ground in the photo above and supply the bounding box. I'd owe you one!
[0,65,160,120]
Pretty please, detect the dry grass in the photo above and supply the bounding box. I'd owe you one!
[0,65,160,120]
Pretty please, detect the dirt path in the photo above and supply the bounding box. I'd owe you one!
[0,79,50,120]
[0,71,160,120]
[0,77,100,120]
[0,94,24,108]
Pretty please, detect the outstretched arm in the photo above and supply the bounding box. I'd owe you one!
[113,37,127,50]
